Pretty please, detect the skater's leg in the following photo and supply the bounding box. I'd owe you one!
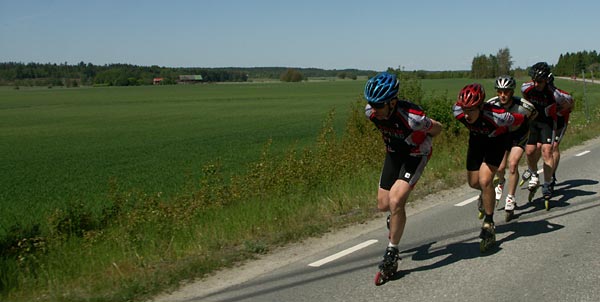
[525,143,540,174]
[541,143,554,185]
[376,187,391,212]
[506,146,524,200]
[478,162,497,217]
[387,180,411,245]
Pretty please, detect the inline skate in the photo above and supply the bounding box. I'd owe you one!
[374,246,400,286]
[494,179,504,208]
[527,173,539,203]
[504,195,516,222]
[519,168,533,187]
[477,195,484,220]
[479,221,496,253]
[542,183,553,211]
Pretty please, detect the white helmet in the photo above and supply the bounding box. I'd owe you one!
[495,75,516,90]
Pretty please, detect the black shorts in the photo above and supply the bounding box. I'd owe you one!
[466,133,509,171]
[509,127,529,150]
[379,152,429,190]
[527,120,554,145]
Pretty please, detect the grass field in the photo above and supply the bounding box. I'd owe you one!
[1,81,366,230]
[1,77,599,301]
[1,76,597,236]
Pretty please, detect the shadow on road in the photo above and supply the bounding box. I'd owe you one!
[391,219,564,281]
[514,178,598,218]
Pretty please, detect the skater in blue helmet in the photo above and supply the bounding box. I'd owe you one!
[365,72,443,285]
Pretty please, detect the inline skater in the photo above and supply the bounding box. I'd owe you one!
[364,72,442,285]
[521,63,573,209]
[547,74,574,191]
[453,83,524,252]
[487,76,537,221]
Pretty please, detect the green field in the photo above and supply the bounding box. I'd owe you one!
[1,77,596,231]
[1,77,599,301]
[1,81,367,228]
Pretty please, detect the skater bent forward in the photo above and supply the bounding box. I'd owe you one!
[364,72,442,282]
[453,83,524,252]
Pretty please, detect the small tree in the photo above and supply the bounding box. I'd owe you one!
[280,69,304,82]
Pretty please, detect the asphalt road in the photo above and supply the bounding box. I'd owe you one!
[153,136,600,302]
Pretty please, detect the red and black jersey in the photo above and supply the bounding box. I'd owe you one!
[521,82,564,123]
[453,102,524,137]
[365,100,434,156]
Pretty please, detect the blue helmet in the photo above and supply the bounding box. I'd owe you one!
[364,72,400,104]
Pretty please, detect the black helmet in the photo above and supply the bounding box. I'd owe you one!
[529,62,551,81]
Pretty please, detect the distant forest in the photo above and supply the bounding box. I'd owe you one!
[1,50,597,87]
[0,63,380,87]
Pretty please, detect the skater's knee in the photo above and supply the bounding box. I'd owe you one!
[376,198,389,212]
[467,175,479,189]
[388,198,407,213]
[508,162,518,175]
[479,175,493,188]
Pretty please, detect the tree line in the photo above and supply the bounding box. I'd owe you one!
[0,62,252,87]
[470,48,599,79]
[554,50,600,76]
[1,49,598,87]
[0,62,377,87]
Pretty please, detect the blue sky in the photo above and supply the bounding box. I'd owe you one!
[1,0,599,71]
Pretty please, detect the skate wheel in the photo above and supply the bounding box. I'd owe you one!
[478,211,484,220]
[479,240,487,253]
[528,190,535,203]
[479,239,495,253]
[544,199,550,211]
[505,211,514,222]
[519,179,525,187]
[374,271,385,286]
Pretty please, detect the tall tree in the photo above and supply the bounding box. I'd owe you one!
[471,54,493,78]
[496,47,513,76]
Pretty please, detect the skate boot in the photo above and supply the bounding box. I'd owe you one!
[493,175,500,187]
[386,214,391,239]
[542,183,553,211]
[504,195,516,222]
[519,168,533,187]
[527,173,539,202]
[550,174,557,192]
[479,222,496,253]
[494,179,505,207]
[374,246,400,286]
[477,194,484,220]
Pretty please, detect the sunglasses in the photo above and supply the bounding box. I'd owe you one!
[368,102,387,109]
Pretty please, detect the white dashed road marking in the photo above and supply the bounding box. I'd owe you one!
[454,195,479,207]
[308,240,378,267]
[576,150,590,157]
